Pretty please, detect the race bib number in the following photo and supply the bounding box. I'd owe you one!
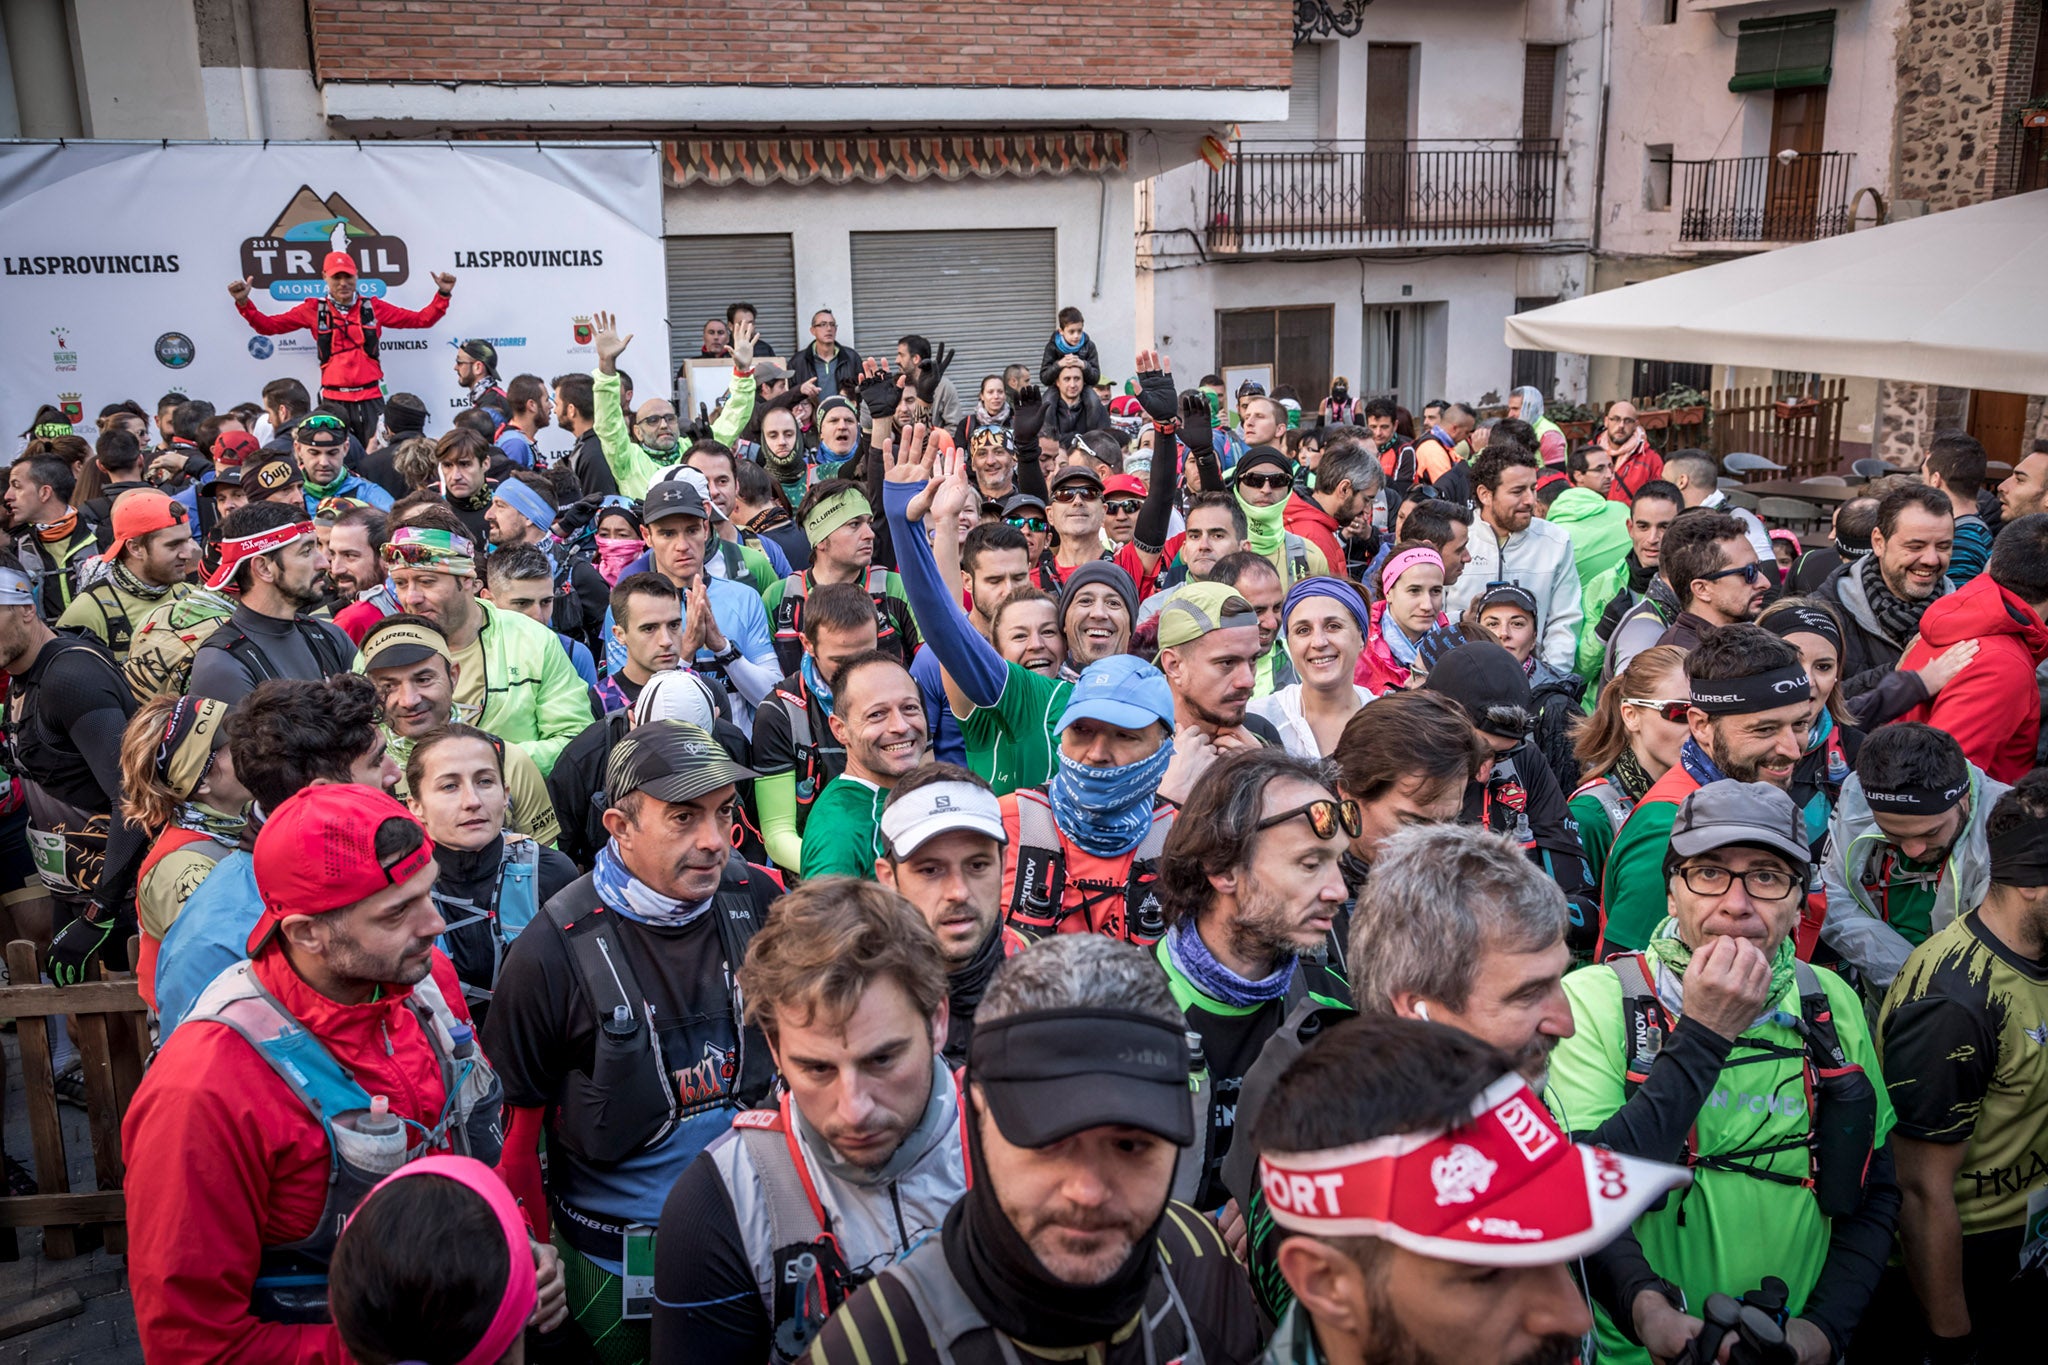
[26,827,73,894]
[621,1225,656,1320]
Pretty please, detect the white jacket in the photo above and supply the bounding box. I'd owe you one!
[1446,516,1585,672]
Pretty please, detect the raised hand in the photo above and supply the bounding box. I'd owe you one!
[916,340,956,403]
[592,310,631,374]
[227,277,253,303]
[1013,384,1048,449]
[890,423,939,503]
[431,271,456,294]
[927,444,971,529]
[1134,350,1177,425]
[730,317,758,372]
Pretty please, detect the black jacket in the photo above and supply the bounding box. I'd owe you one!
[789,342,859,401]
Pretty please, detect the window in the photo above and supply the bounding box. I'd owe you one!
[1646,144,1674,210]
[1217,306,1333,404]
[1629,360,1714,400]
[1523,45,1561,143]
[664,235,797,383]
[1646,0,1678,24]
[1276,45,1326,144]
[1731,11,1835,93]
[1511,298,1558,400]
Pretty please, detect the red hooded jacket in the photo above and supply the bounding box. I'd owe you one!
[1284,493,1349,580]
[1898,572,2048,782]
[123,945,478,1365]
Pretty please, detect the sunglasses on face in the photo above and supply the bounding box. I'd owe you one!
[1623,697,1692,723]
[1104,499,1142,516]
[1240,473,1291,491]
[1051,487,1101,505]
[1005,516,1050,534]
[1255,798,1364,841]
[1702,561,1767,585]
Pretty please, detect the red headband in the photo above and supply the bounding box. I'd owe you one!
[1258,1074,1691,1266]
[206,519,313,590]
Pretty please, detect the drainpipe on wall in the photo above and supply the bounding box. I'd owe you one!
[1092,174,1109,300]
[231,0,268,138]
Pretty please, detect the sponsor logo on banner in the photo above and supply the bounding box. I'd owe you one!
[240,186,410,301]
[51,327,76,372]
[572,316,594,346]
[58,392,83,424]
[4,253,179,276]
[446,335,526,349]
[452,248,606,269]
[155,333,196,369]
[247,336,274,360]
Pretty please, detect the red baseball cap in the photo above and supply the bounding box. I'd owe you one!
[212,429,259,466]
[99,489,186,564]
[1102,474,1146,500]
[248,785,436,955]
[1259,1073,1690,1266]
[322,250,359,278]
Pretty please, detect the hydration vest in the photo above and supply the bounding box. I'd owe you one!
[313,298,380,367]
[770,566,901,678]
[877,1228,1205,1365]
[431,835,542,1008]
[1005,789,1174,946]
[126,590,235,702]
[195,613,351,686]
[183,959,503,1324]
[758,678,839,822]
[1610,952,1877,1219]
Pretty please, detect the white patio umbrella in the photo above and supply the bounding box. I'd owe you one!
[1505,189,2048,394]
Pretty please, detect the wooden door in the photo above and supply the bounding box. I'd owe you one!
[1765,87,1827,239]
[1364,44,1413,228]
[1969,390,2030,465]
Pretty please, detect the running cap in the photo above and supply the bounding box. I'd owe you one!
[207,517,315,590]
[100,489,186,564]
[1666,780,1811,873]
[1259,1071,1691,1266]
[249,785,435,954]
[458,339,499,375]
[1055,654,1174,735]
[1102,474,1146,500]
[362,618,453,673]
[212,429,260,466]
[642,480,710,526]
[293,413,349,449]
[607,720,756,807]
[1155,581,1259,651]
[322,251,358,278]
[970,1008,1195,1147]
[1475,583,1540,619]
[881,780,1007,858]
[352,1154,537,1365]
[634,670,722,730]
[1424,642,1533,740]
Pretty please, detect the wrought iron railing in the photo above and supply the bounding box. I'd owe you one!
[1205,139,1561,251]
[1676,152,1853,243]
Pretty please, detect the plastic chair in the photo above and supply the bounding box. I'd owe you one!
[1851,458,1905,480]
[1722,489,1761,511]
[1756,496,1821,523]
[1800,475,1848,487]
[1723,451,1786,475]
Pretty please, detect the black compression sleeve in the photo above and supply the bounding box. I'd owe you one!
[1799,1141,1903,1358]
[1577,1017,1736,1161]
[1133,437,1179,554]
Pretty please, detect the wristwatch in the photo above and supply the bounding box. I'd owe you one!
[711,642,742,667]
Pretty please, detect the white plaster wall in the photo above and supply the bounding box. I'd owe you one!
[202,66,333,141]
[663,168,1139,376]
[1601,0,1906,255]
[69,0,209,138]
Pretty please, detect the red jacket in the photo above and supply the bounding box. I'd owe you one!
[1285,494,1348,581]
[1604,433,1665,505]
[123,945,477,1364]
[237,291,450,401]
[1899,573,2048,782]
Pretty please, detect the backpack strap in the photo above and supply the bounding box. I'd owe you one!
[1608,952,1669,1097]
[1005,791,1068,940]
[544,896,651,1038]
[357,298,379,362]
[1792,959,1849,1069]
[298,617,350,676]
[498,835,541,938]
[1572,775,1633,844]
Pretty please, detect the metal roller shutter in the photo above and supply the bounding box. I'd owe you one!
[848,229,1057,392]
[664,234,798,382]
[1275,46,1324,142]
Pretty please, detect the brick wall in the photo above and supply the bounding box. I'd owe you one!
[1893,0,2043,210]
[308,2,1294,88]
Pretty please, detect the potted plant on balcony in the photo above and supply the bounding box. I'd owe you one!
[1652,384,1711,429]
[1547,400,1597,443]
[1773,392,1820,420]
[2016,96,2048,130]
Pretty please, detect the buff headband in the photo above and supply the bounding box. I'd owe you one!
[492,477,556,536]
[1764,605,1843,655]
[381,525,478,577]
[1988,816,2048,887]
[1284,575,1370,638]
[207,519,315,590]
[803,487,871,544]
[1689,665,1812,715]
[158,695,230,799]
[1380,546,1444,593]
[1863,777,1968,816]
[0,566,33,607]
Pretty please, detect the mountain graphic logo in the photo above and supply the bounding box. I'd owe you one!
[240,185,411,298]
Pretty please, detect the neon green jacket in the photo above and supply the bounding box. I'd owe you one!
[592,368,756,500]
[1546,488,1633,595]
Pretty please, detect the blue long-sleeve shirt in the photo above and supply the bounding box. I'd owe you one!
[881,479,1009,709]
[910,645,967,766]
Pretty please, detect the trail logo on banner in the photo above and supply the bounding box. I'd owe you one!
[241,185,411,301]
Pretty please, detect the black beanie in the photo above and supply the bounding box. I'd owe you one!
[1424,641,1532,738]
[384,392,429,436]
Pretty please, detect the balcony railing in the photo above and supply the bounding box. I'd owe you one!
[1676,152,1853,243]
[1205,139,1561,252]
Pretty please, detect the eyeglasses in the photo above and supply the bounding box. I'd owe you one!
[1675,863,1798,901]
[1005,516,1050,534]
[1256,798,1363,841]
[1701,561,1767,585]
[1240,473,1291,491]
[1104,499,1142,516]
[636,413,679,428]
[1623,698,1692,722]
[1050,488,1101,505]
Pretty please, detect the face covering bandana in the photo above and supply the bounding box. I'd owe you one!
[1163,919,1298,1008]
[594,536,644,585]
[593,838,711,928]
[1046,740,1174,857]
[799,654,836,718]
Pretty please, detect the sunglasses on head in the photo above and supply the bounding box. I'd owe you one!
[1702,561,1767,585]
[1051,487,1101,505]
[1240,473,1291,491]
[1104,498,1142,515]
[1005,516,1050,534]
[1255,798,1363,841]
[1623,697,1693,723]
[381,541,460,567]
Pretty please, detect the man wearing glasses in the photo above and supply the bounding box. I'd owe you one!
[1546,779,1899,1365]
[1607,510,1767,677]
[792,308,858,402]
[1153,747,1353,1211]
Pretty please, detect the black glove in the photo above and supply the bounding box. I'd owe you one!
[914,341,955,403]
[1135,365,1177,425]
[1177,392,1214,458]
[860,368,901,420]
[1013,385,1047,449]
[554,494,605,537]
[50,912,118,988]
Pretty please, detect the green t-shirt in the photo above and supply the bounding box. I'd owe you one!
[1600,798,1681,953]
[958,662,1070,797]
[1544,958,1896,1365]
[1879,911,2048,1235]
[799,774,888,880]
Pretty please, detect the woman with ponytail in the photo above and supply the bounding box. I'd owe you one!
[1568,644,1690,901]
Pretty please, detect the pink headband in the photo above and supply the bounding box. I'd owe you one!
[354,1154,535,1365]
[1380,546,1445,592]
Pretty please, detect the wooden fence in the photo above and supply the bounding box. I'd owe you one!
[1704,381,1850,480]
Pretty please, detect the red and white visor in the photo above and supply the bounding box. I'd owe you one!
[1258,1073,1692,1266]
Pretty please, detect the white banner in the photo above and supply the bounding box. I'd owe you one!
[0,141,665,462]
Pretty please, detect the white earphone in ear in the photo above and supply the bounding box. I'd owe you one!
[1414,1001,1431,1021]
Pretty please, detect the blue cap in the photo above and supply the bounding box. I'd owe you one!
[1056,655,1176,735]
